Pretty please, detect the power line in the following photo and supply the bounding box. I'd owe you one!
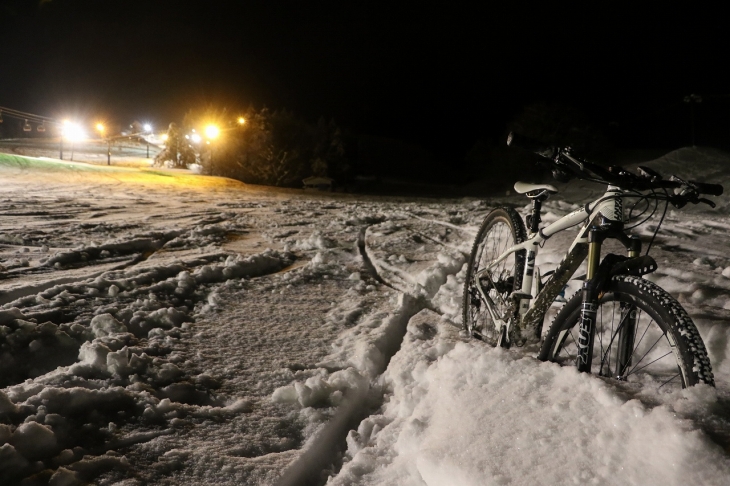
[0,105,59,126]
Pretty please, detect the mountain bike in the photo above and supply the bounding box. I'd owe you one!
[462,132,723,390]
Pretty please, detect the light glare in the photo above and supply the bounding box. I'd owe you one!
[63,122,86,142]
[205,125,220,139]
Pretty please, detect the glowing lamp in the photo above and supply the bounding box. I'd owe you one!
[205,125,220,139]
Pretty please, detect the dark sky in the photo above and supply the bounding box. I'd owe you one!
[1,0,729,160]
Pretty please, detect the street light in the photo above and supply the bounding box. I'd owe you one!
[59,120,69,160]
[97,123,112,165]
[63,122,86,142]
[62,122,86,162]
[205,124,220,139]
[237,117,245,125]
[205,124,220,169]
[143,124,152,158]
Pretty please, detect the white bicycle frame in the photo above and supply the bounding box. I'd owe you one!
[475,185,624,334]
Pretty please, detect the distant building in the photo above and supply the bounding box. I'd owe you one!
[303,176,334,191]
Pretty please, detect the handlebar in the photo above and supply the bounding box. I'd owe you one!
[506,131,724,199]
[693,182,724,196]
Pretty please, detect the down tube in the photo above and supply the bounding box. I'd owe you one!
[519,208,590,338]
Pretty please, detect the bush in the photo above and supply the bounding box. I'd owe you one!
[203,109,349,188]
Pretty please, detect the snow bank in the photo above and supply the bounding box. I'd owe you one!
[332,310,730,486]
[272,368,369,408]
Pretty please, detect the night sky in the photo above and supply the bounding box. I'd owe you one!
[1,0,729,163]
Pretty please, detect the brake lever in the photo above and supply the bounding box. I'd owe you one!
[698,198,717,208]
[668,196,687,209]
[669,195,715,209]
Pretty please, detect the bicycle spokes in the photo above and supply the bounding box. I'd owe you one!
[558,300,682,388]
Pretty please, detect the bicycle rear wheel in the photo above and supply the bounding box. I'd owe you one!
[463,207,526,345]
[538,275,714,390]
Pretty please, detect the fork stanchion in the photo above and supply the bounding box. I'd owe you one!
[577,229,601,373]
[614,235,642,378]
[585,229,601,280]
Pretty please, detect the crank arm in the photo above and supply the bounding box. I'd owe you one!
[496,319,513,347]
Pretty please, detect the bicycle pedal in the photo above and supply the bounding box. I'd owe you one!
[510,292,533,301]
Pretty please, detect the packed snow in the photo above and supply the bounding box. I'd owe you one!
[0,148,729,485]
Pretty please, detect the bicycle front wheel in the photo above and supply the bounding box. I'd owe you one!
[463,207,526,345]
[538,275,714,390]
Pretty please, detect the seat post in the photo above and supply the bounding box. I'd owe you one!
[528,199,542,233]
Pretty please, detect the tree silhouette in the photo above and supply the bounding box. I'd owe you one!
[508,102,610,159]
[205,108,350,187]
[154,123,196,168]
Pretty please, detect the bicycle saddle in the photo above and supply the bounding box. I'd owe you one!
[514,181,559,199]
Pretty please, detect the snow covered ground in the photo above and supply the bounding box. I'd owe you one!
[1,148,730,485]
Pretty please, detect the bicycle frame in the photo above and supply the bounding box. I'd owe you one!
[474,185,626,342]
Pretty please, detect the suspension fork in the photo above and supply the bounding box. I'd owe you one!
[576,229,601,372]
[615,236,641,378]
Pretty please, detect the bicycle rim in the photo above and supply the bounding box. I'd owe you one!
[464,211,523,344]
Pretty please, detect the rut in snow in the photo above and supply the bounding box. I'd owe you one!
[277,222,467,485]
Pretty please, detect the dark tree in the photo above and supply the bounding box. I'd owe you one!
[206,108,350,188]
[508,102,611,160]
[154,123,196,168]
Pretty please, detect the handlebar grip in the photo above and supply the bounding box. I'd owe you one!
[506,132,556,158]
[694,182,723,196]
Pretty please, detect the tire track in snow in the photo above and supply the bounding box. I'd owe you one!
[357,219,467,351]
[359,222,466,317]
[0,235,177,306]
[356,226,398,291]
[280,221,466,484]
[277,387,370,486]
